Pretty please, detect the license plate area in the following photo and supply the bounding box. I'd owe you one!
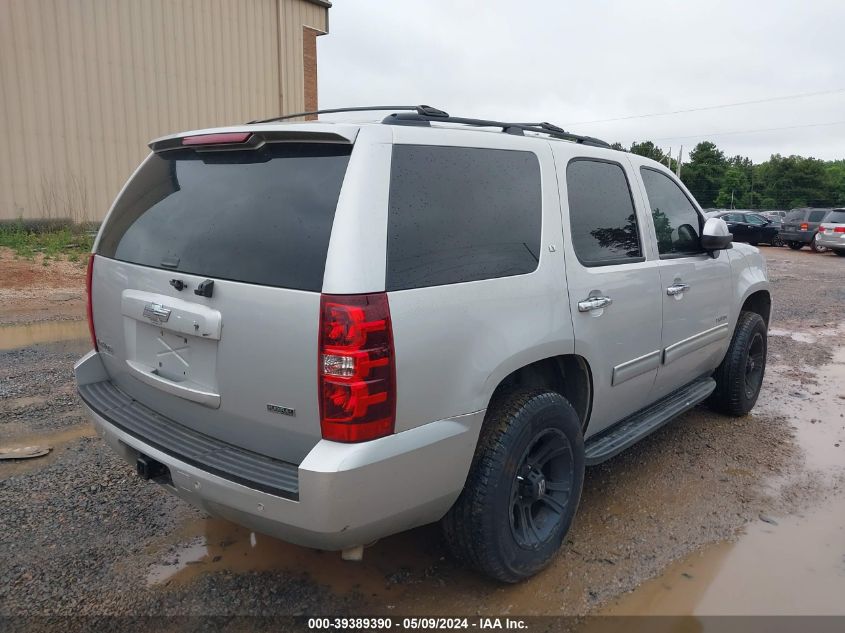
[144,325,199,383]
[120,289,222,407]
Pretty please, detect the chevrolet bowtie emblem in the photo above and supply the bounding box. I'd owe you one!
[142,302,172,323]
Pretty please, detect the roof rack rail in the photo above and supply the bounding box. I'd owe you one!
[247,104,612,148]
[248,105,449,124]
[382,112,611,148]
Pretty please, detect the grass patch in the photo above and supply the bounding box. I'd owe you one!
[0,221,95,259]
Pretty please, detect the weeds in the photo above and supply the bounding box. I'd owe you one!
[0,221,95,260]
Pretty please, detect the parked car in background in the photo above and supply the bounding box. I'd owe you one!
[760,210,787,222]
[816,209,845,256]
[780,208,833,252]
[710,210,783,246]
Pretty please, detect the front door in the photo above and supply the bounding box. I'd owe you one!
[557,154,663,435]
[638,168,733,398]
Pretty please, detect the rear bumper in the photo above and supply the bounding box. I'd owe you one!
[778,230,813,243]
[816,233,845,249]
[75,351,484,550]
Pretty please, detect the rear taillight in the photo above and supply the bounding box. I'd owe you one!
[800,222,809,231]
[819,226,826,233]
[835,226,845,234]
[86,254,97,351]
[318,293,396,442]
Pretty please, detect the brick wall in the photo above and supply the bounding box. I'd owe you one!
[303,27,319,120]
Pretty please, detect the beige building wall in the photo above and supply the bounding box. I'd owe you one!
[0,0,329,221]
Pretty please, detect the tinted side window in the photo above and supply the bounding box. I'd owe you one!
[746,214,767,225]
[98,143,351,291]
[386,145,541,291]
[566,160,643,266]
[808,210,827,222]
[640,168,703,257]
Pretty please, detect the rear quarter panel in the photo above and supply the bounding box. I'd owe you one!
[383,130,573,432]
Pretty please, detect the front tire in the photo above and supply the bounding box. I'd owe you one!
[835,250,845,257]
[708,311,767,416]
[441,390,584,583]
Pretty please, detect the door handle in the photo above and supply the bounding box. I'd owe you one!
[666,283,690,296]
[578,296,613,312]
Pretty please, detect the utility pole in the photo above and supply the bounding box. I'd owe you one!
[750,167,754,210]
[676,145,683,178]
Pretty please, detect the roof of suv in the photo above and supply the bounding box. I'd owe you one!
[151,105,623,154]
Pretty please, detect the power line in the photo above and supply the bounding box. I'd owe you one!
[650,119,845,142]
[566,88,845,126]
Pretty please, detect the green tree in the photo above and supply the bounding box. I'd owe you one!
[755,155,831,209]
[680,142,727,208]
[824,160,845,206]
[630,141,666,163]
[714,166,750,208]
[612,138,843,210]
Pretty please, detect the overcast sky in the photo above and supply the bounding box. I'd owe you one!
[318,0,845,163]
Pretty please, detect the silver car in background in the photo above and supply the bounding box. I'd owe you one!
[816,208,845,256]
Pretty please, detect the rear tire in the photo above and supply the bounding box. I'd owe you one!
[708,311,767,416]
[788,242,804,250]
[770,235,784,247]
[834,250,845,257]
[441,390,584,583]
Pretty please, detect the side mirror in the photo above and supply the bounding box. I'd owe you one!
[701,217,733,252]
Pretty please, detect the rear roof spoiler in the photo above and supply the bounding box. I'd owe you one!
[149,127,358,153]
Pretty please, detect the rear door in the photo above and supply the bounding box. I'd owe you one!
[91,134,354,463]
[637,167,732,398]
[557,153,663,434]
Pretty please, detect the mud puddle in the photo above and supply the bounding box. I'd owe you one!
[603,497,845,616]
[0,423,96,476]
[146,517,442,597]
[602,344,845,616]
[0,319,88,350]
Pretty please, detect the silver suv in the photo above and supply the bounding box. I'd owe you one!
[75,106,770,582]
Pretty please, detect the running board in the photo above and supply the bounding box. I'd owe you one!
[584,377,716,465]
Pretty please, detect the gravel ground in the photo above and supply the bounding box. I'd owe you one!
[1,245,843,618]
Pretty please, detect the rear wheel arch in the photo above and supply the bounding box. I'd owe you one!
[486,355,592,432]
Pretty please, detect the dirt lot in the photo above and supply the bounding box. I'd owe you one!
[1,246,843,618]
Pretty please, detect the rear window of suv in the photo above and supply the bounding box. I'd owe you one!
[97,143,352,291]
[386,145,542,291]
[827,211,845,223]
